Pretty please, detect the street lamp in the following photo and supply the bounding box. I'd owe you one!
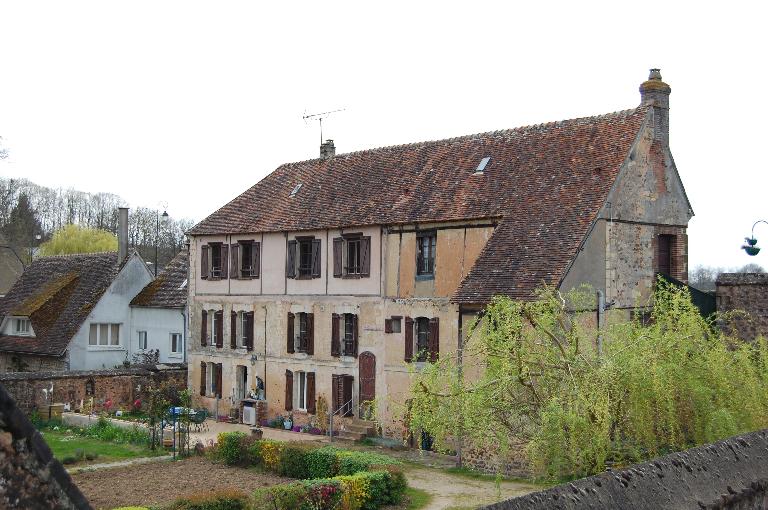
[741,220,768,256]
[155,204,169,277]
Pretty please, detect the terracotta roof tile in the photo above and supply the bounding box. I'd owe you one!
[130,250,188,308]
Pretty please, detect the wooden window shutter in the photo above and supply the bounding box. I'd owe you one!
[216,363,223,398]
[361,236,371,277]
[286,240,297,278]
[245,312,254,351]
[285,370,293,411]
[352,314,359,357]
[331,313,340,357]
[230,244,239,279]
[333,238,343,277]
[221,244,229,280]
[200,362,206,396]
[306,313,315,355]
[306,372,316,414]
[201,310,208,347]
[253,242,260,278]
[286,312,295,353]
[201,245,210,279]
[404,316,414,362]
[215,311,224,348]
[384,318,392,334]
[428,317,439,362]
[331,374,339,412]
[311,239,322,278]
[230,311,237,349]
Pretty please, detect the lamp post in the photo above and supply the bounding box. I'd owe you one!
[741,220,768,256]
[155,204,169,277]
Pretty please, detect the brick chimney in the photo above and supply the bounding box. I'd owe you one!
[320,139,335,159]
[639,68,671,142]
[118,207,129,263]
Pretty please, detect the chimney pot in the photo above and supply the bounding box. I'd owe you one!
[639,68,671,108]
[320,139,336,159]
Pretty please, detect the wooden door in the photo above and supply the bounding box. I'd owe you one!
[342,375,354,417]
[359,351,376,417]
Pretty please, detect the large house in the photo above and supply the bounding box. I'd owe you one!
[0,209,188,372]
[186,70,692,434]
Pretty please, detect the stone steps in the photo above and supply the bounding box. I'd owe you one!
[336,418,377,442]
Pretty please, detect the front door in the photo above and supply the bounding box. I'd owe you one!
[359,351,375,418]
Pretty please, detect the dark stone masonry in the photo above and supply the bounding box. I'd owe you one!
[482,429,768,510]
[716,273,768,341]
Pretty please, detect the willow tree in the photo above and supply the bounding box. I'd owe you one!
[406,281,768,480]
[38,224,117,256]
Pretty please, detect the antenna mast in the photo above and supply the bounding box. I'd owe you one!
[302,108,345,145]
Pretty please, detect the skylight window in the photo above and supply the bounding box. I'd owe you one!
[289,183,303,198]
[474,157,491,174]
[179,278,188,290]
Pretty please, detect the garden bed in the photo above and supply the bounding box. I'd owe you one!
[41,430,163,467]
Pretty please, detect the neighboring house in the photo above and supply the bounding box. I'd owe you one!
[0,232,24,296]
[715,273,768,341]
[185,70,692,435]
[0,251,153,372]
[130,249,189,364]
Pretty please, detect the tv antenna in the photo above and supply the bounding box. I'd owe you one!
[302,108,345,145]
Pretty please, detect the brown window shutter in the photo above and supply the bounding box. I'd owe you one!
[230,311,237,349]
[216,363,223,398]
[201,245,209,279]
[384,318,392,334]
[429,317,439,362]
[333,238,343,277]
[286,312,295,353]
[201,310,208,347]
[215,311,224,348]
[245,312,254,351]
[200,362,206,396]
[306,313,314,355]
[230,244,240,279]
[331,374,339,413]
[253,242,260,278]
[285,370,293,411]
[361,236,371,277]
[331,313,340,357]
[286,240,297,278]
[221,244,229,280]
[352,314,359,358]
[306,372,316,414]
[404,316,414,362]
[311,239,322,278]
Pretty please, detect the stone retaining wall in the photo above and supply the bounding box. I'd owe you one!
[0,365,187,416]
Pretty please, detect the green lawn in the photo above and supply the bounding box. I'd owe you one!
[405,487,433,510]
[41,430,164,466]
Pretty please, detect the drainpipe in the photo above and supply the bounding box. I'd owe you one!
[262,305,268,399]
[181,309,187,364]
[596,290,605,357]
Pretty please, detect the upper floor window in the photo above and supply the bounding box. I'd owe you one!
[89,323,121,347]
[286,312,314,355]
[138,330,148,350]
[333,234,371,278]
[231,241,260,279]
[287,237,321,279]
[331,313,358,357]
[385,316,402,333]
[201,243,228,280]
[14,317,31,336]
[416,231,436,278]
[404,316,439,362]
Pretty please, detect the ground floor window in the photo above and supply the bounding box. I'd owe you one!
[296,371,308,410]
[137,331,147,350]
[236,365,248,400]
[206,362,222,398]
[89,323,121,346]
[170,333,183,355]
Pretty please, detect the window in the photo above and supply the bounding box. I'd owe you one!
[404,317,439,362]
[415,318,430,360]
[239,312,248,347]
[333,235,371,278]
[343,314,356,357]
[331,313,358,357]
[286,237,321,279]
[138,331,148,350]
[229,240,260,279]
[287,311,314,355]
[211,310,223,348]
[384,316,402,334]
[657,234,674,277]
[200,243,228,280]
[170,333,183,355]
[332,374,354,417]
[13,318,31,336]
[296,371,308,410]
[416,232,436,277]
[88,323,121,347]
[207,362,222,397]
[236,365,248,400]
[297,313,309,353]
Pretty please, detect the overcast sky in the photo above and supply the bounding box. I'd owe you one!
[1,1,766,269]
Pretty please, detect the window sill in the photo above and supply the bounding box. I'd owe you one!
[169,353,183,358]
[236,276,259,280]
[293,352,311,360]
[87,346,125,351]
[415,274,435,281]
[340,355,357,362]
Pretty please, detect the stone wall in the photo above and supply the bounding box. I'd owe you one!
[0,365,187,416]
[482,429,768,510]
[461,442,530,479]
[0,352,68,373]
[716,273,768,341]
[0,380,92,509]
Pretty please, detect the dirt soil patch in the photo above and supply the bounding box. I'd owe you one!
[72,456,291,509]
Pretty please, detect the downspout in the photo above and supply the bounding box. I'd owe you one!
[456,306,464,468]
[181,308,187,364]
[262,305,268,399]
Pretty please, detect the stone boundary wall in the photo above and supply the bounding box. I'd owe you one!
[0,380,92,509]
[716,273,768,341]
[0,365,187,416]
[482,429,768,510]
[462,443,530,479]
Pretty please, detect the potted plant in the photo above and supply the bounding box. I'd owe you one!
[283,412,293,430]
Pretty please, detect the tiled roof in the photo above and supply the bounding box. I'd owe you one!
[130,250,188,308]
[0,252,119,356]
[190,107,650,303]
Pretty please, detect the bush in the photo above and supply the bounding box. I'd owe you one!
[216,432,248,466]
[257,440,285,472]
[61,456,77,465]
[379,466,406,505]
[278,442,316,479]
[305,447,338,479]
[165,489,249,510]
[252,483,308,510]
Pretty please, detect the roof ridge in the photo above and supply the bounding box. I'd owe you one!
[36,251,117,260]
[281,106,645,166]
